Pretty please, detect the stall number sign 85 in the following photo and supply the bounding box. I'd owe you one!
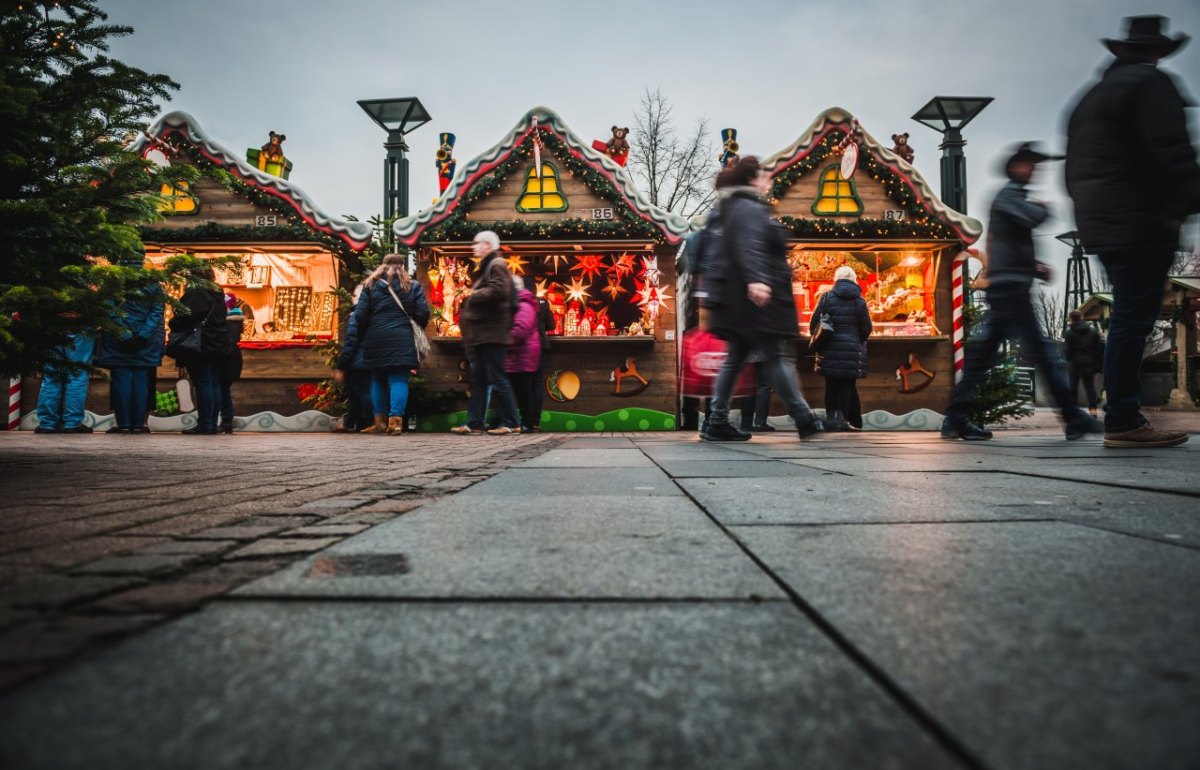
[591,208,614,220]
[255,215,278,227]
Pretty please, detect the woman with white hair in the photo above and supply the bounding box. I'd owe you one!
[349,254,430,434]
[810,265,872,430]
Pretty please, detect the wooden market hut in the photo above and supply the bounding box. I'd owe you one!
[393,106,692,432]
[128,111,373,421]
[757,107,984,423]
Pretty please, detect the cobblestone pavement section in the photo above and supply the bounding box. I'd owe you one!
[0,432,567,691]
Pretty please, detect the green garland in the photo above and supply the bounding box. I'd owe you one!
[770,127,958,240]
[421,129,667,243]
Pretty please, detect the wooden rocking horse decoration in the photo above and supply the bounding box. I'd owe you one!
[896,353,937,394]
[610,357,650,397]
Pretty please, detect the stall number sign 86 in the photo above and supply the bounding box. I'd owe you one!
[255,215,278,227]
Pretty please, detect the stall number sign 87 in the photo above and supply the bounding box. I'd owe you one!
[255,215,278,227]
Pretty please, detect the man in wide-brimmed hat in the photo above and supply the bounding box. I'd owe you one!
[1065,15,1199,448]
[942,143,1101,442]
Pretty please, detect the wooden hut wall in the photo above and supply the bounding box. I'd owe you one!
[461,144,613,223]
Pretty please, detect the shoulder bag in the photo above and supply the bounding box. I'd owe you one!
[386,282,431,363]
[809,294,835,353]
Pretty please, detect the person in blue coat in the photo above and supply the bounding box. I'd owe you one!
[350,254,430,435]
[333,282,374,433]
[809,266,872,431]
[94,282,166,434]
[35,332,95,433]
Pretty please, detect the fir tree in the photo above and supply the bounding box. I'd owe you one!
[0,1,190,375]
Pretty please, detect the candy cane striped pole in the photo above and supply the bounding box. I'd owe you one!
[7,376,20,431]
[951,252,967,384]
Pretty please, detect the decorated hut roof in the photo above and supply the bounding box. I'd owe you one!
[393,106,693,247]
[762,107,983,245]
[132,111,373,251]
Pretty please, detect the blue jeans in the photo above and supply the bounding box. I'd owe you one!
[188,359,221,431]
[110,367,152,429]
[947,284,1080,422]
[371,369,410,417]
[36,336,95,429]
[1097,249,1173,432]
[465,344,518,429]
[710,334,813,427]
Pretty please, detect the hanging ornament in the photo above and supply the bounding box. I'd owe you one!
[504,254,529,276]
[601,276,627,301]
[572,254,606,282]
[565,276,592,304]
[543,253,569,273]
[534,278,548,298]
[837,120,861,180]
[640,256,661,284]
[609,253,636,280]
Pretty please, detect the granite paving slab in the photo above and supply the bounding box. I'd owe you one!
[452,468,682,498]
[236,493,782,600]
[516,448,656,468]
[734,522,1200,770]
[555,437,636,449]
[0,602,961,770]
[651,460,835,478]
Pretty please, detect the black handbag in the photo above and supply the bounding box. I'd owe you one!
[809,296,835,353]
[165,324,202,358]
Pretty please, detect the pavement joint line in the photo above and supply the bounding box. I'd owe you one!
[1060,521,1200,553]
[726,519,1060,527]
[637,443,992,770]
[217,594,791,605]
[984,469,1200,499]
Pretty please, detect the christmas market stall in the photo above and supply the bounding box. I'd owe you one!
[129,111,372,427]
[757,107,984,424]
[393,107,692,432]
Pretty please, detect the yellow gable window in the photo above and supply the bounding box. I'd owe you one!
[159,180,199,215]
[812,164,863,217]
[516,162,568,213]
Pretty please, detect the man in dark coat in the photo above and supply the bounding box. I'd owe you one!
[942,144,1101,441]
[451,230,520,434]
[702,156,822,441]
[1065,15,1200,448]
[169,268,229,435]
[1064,310,1104,416]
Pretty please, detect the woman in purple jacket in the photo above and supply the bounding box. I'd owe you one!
[502,276,542,434]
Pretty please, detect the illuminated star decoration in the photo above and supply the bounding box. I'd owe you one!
[609,252,636,280]
[572,254,606,282]
[534,278,548,298]
[504,254,528,275]
[640,255,661,284]
[636,279,672,315]
[543,253,569,273]
[601,276,627,301]
[565,276,592,304]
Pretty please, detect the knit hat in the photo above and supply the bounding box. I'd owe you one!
[224,292,238,310]
[834,265,857,282]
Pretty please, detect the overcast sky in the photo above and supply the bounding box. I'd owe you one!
[102,0,1200,263]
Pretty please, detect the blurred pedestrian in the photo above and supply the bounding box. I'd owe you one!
[523,274,554,433]
[169,266,228,435]
[218,294,244,433]
[350,254,430,435]
[811,265,872,431]
[942,143,1102,441]
[737,356,774,432]
[34,332,95,434]
[1066,15,1200,448]
[451,231,520,435]
[1064,310,1104,417]
[506,275,541,433]
[702,156,823,441]
[94,276,165,435]
[333,282,374,433]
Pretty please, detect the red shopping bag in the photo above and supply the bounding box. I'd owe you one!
[679,327,756,398]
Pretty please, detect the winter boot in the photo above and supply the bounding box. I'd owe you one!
[360,415,388,434]
[386,416,404,435]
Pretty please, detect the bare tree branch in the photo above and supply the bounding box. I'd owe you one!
[1033,286,1066,340]
[629,88,715,218]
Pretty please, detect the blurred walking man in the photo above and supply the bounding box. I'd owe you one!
[1066,15,1200,448]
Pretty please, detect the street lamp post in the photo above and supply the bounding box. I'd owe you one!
[912,96,993,315]
[357,97,432,243]
[1057,230,1095,330]
[911,96,993,215]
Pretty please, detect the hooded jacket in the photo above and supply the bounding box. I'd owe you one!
[505,288,541,373]
[809,279,872,378]
[169,285,228,362]
[94,286,166,369]
[351,276,430,370]
[985,180,1050,288]
[1064,319,1104,376]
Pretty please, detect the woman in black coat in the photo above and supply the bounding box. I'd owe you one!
[810,266,872,430]
[169,267,229,435]
[349,254,430,435]
[702,156,822,441]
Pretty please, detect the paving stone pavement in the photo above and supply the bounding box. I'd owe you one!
[0,425,1198,769]
[0,431,566,689]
